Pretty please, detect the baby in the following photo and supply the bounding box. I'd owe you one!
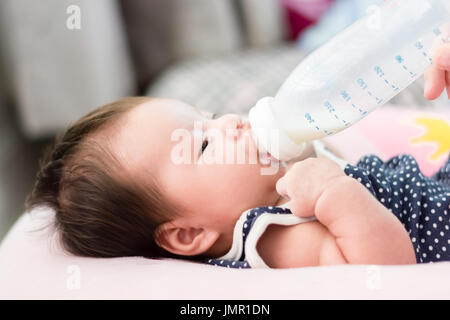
[25,45,450,268]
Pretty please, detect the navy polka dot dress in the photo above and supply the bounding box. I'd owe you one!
[205,153,450,268]
[205,205,311,269]
[344,154,450,263]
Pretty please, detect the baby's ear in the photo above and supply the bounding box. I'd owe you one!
[155,221,220,256]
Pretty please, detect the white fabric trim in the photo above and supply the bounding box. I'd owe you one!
[312,140,348,170]
[245,213,316,268]
[217,210,249,261]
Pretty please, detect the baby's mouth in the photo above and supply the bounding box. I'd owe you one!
[240,120,251,131]
[267,151,280,163]
[244,123,278,164]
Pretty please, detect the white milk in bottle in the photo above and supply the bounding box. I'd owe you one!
[249,0,450,161]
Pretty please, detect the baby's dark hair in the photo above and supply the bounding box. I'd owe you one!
[25,96,182,259]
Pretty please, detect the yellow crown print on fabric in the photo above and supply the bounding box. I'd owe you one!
[410,116,450,161]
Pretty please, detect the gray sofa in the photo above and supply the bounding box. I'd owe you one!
[0,0,441,139]
[0,0,290,139]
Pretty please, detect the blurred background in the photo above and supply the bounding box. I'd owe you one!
[0,0,448,242]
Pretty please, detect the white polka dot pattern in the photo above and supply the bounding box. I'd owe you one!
[344,154,450,263]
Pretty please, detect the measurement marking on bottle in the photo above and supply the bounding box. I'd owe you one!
[305,113,335,136]
[395,54,416,82]
[373,65,395,97]
[359,108,368,116]
[433,25,449,44]
[434,27,441,36]
[357,78,368,90]
[414,40,434,66]
[324,101,342,123]
[433,26,448,44]
[326,99,353,126]
[358,75,385,103]
[340,90,351,102]
[341,89,368,117]
[396,55,410,77]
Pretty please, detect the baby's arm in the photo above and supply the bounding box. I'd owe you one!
[276,158,416,265]
[315,174,416,264]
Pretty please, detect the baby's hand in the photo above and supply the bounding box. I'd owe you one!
[275,157,345,218]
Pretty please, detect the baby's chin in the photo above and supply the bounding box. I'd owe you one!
[256,150,286,177]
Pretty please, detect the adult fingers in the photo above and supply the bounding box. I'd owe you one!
[446,70,450,99]
[434,43,450,71]
[424,66,446,100]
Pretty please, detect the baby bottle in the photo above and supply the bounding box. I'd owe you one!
[249,0,450,161]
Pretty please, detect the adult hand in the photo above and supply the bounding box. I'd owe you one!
[424,43,450,100]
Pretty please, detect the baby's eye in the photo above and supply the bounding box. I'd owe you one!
[201,138,209,154]
[199,113,216,155]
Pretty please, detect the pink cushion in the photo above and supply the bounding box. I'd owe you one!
[1,204,450,299]
[324,104,450,177]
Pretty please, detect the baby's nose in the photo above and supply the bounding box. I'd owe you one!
[226,126,240,141]
[220,114,242,126]
[227,121,251,141]
[219,115,242,135]
[241,121,251,130]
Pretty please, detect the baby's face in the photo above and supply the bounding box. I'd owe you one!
[111,99,286,240]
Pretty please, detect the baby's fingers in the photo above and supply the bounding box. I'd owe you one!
[275,176,290,201]
[276,175,313,218]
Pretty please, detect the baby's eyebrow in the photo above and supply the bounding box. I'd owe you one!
[192,105,202,115]
[191,105,214,119]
